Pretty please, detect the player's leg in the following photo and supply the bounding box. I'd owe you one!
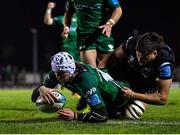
[80,50,97,67]
[96,34,114,65]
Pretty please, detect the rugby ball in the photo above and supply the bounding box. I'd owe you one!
[125,100,145,119]
[36,91,66,113]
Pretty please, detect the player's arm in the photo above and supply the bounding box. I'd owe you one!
[62,0,75,39]
[58,72,108,122]
[110,7,122,26]
[44,2,56,25]
[122,79,172,105]
[99,7,122,37]
[99,0,122,37]
[31,70,58,103]
[58,107,108,122]
[58,88,108,122]
[122,64,173,105]
[98,45,126,68]
[58,89,108,122]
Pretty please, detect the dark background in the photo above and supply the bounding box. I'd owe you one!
[0,0,180,72]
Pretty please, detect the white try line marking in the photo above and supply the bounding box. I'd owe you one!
[107,120,180,125]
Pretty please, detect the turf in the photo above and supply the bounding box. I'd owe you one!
[0,88,180,134]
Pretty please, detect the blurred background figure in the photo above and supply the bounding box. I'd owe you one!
[44,2,80,62]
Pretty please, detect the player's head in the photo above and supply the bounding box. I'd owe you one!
[51,52,76,84]
[135,32,163,66]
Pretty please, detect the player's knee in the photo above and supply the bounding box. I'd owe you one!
[125,100,146,120]
[31,87,40,102]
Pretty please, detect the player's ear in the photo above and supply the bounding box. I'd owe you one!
[153,50,157,56]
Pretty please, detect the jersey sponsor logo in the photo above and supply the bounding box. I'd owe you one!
[159,65,172,78]
[108,44,114,51]
[85,87,96,97]
[79,45,86,50]
[88,94,101,106]
[95,3,101,9]
[74,3,102,10]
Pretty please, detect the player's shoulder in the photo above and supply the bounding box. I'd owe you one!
[77,63,94,77]
[122,35,139,53]
[158,44,175,65]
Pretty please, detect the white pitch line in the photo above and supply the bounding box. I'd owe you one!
[107,120,180,125]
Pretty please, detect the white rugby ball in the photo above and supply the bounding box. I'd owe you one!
[36,91,66,113]
[125,100,145,119]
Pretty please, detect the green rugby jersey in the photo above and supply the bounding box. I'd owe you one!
[53,15,80,61]
[43,63,129,110]
[66,0,120,34]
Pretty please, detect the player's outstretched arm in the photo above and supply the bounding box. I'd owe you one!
[122,78,172,105]
[44,2,56,25]
[58,107,108,122]
[62,0,75,39]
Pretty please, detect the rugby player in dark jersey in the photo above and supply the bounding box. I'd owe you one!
[98,32,175,106]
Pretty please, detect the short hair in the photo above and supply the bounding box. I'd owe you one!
[136,32,164,56]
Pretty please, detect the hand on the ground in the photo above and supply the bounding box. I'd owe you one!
[58,108,75,120]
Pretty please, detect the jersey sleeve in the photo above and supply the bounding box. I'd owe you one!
[43,70,59,88]
[158,62,173,79]
[80,72,105,109]
[53,16,63,25]
[106,0,121,8]
[121,36,136,55]
[77,107,108,122]
[76,72,108,122]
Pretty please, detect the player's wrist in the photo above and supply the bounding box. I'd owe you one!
[130,91,134,99]
[46,8,52,14]
[106,19,115,27]
[63,24,70,29]
[73,112,78,120]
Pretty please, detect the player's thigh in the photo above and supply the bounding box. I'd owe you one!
[80,50,97,67]
[97,52,110,61]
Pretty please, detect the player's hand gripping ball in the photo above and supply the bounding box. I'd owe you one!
[36,91,66,113]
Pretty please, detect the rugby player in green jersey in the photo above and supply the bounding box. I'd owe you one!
[31,52,133,122]
[44,2,80,61]
[62,0,123,67]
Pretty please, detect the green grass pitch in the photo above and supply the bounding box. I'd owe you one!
[0,88,180,134]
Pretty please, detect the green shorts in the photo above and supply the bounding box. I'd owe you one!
[77,33,114,53]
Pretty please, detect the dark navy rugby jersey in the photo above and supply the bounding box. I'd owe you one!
[113,36,175,93]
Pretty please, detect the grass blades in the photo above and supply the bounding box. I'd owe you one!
[0,88,180,134]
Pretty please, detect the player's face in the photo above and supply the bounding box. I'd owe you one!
[55,71,73,84]
[136,50,157,66]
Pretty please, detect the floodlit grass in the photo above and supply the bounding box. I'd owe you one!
[0,88,180,134]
